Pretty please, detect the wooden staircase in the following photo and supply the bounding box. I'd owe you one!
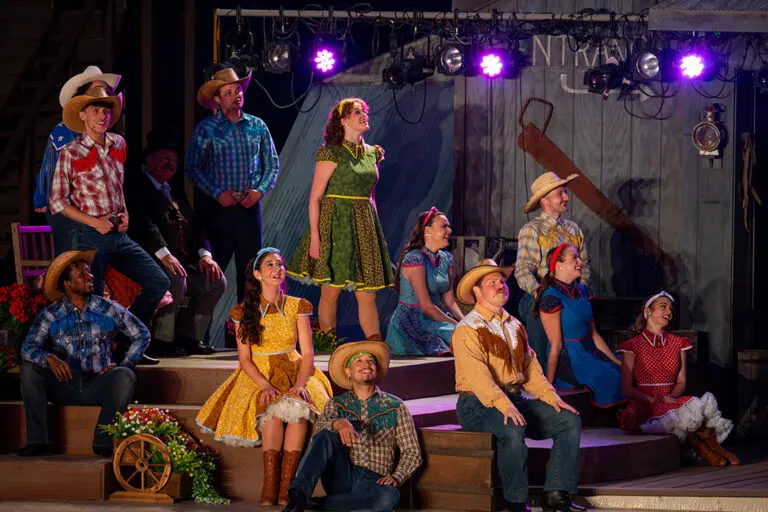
[0,0,121,263]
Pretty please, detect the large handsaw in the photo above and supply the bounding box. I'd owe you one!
[516,98,676,273]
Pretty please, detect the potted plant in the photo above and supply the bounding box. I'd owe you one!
[0,284,48,363]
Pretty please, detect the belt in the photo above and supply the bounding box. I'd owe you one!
[325,194,369,200]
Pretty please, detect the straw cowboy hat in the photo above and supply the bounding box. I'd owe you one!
[43,249,96,302]
[62,86,123,133]
[456,259,515,305]
[328,341,390,390]
[59,65,121,108]
[197,67,252,110]
[524,172,579,213]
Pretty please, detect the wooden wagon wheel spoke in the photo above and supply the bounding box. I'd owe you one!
[125,468,140,485]
[146,470,161,486]
[148,463,167,468]
[127,445,140,460]
[141,469,145,490]
[146,446,159,460]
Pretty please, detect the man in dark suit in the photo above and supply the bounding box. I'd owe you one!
[126,127,226,356]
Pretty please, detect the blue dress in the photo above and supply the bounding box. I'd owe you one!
[540,280,625,407]
[385,249,455,356]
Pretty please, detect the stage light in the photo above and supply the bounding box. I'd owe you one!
[584,56,623,95]
[382,48,434,89]
[480,53,503,78]
[757,65,768,93]
[635,51,660,80]
[680,53,705,78]
[263,42,292,73]
[314,48,337,73]
[435,43,466,76]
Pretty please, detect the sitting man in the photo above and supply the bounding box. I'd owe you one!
[18,250,150,457]
[282,341,422,512]
[452,259,584,512]
[125,127,225,356]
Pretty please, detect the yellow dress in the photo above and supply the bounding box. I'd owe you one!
[196,294,332,447]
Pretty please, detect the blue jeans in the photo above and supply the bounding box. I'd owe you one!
[46,210,78,255]
[290,430,400,512]
[20,362,136,450]
[519,293,548,370]
[72,226,170,326]
[456,393,581,503]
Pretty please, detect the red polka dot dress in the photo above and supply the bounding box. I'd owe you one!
[617,330,732,443]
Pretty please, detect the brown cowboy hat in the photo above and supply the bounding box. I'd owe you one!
[62,86,123,133]
[524,172,579,213]
[197,67,252,110]
[456,258,515,305]
[43,249,96,302]
[328,341,390,390]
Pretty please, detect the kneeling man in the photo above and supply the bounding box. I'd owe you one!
[18,250,150,457]
[282,341,422,512]
[452,259,584,512]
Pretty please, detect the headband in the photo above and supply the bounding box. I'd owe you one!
[345,352,376,368]
[337,99,348,116]
[644,291,674,311]
[253,247,281,272]
[423,206,439,226]
[548,243,569,275]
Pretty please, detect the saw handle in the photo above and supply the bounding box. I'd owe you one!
[519,97,553,134]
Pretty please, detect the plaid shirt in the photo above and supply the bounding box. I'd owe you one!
[185,112,280,200]
[33,122,78,209]
[514,213,591,294]
[315,388,422,484]
[22,295,150,372]
[49,132,127,217]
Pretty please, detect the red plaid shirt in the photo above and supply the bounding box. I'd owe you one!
[49,133,127,217]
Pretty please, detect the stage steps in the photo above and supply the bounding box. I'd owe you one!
[0,454,114,501]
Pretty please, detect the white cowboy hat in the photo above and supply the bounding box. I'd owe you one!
[59,65,121,108]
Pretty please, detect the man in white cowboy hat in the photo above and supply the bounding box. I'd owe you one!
[186,66,280,303]
[33,65,121,255]
[452,259,584,512]
[281,341,422,512]
[17,250,150,458]
[514,172,591,369]
[48,86,170,361]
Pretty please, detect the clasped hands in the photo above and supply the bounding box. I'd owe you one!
[218,189,262,208]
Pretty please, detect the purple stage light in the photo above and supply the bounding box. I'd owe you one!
[314,49,336,73]
[480,53,503,77]
[680,54,705,79]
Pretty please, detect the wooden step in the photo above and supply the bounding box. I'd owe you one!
[0,454,113,500]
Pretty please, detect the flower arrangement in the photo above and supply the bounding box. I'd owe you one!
[99,406,228,504]
[311,326,345,353]
[0,345,17,375]
[0,284,48,335]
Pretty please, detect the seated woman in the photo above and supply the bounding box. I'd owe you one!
[536,243,625,408]
[617,291,738,466]
[196,248,333,505]
[385,207,463,355]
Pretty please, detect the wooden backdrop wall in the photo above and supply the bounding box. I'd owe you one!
[452,0,738,372]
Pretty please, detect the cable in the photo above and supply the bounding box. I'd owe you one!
[390,77,428,125]
[251,72,317,109]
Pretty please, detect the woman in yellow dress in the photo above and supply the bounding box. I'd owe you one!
[196,247,332,506]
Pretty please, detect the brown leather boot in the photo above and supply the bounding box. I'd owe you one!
[260,449,282,505]
[697,428,741,465]
[687,433,726,467]
[278,450,303,505]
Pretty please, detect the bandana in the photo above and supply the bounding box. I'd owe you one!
[345,352,376,368]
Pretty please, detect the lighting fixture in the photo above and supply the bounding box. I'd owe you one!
[635,50,660,80]
[313,48,337,73]
[382,48,434,89]
[584,56,623,95]
[479,52,504,78]
[691,105,725,160]
[435,43,466,76]
[755,65,768,93]
[676,48,719,81]
[263,42,292,73]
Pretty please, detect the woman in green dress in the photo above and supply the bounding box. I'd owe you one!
[288,98,394,339]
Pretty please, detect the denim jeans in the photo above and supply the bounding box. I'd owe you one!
[20,362,136,451]
[456,392,581,503]
[518,293,548,370]
[72,226,170,326]
[290,430,400,512]
[46,210,78,255]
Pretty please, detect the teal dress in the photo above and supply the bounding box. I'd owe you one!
[540,279,625,407]
[385,249,455,355]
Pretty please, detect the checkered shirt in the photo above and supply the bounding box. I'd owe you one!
[315,388,422,484]
[185,111,280,200]
[48,132,127,217]
[22,295,151,372]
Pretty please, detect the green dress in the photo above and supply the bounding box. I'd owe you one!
[288,139,394,291]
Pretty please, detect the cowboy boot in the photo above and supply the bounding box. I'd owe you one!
[696,428,740,465]
[686,433,726,467]
[260,449,282,505]
[278,450,303,505]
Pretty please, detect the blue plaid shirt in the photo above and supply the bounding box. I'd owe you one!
[22,295,151,372]
[185,111,280,200]
[33,122,79,209]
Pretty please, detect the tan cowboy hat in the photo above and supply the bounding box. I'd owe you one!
[328,341,390,390]
[59,65,121,108]
[456,259,515,305]
[197,68,252,110]
[524,172,579,213]
[62,87,123,133]
[43,249,96,302]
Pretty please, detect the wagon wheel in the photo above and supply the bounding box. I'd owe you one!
[112,434,172,493]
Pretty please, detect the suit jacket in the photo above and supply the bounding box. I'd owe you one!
[125,170,210,267]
